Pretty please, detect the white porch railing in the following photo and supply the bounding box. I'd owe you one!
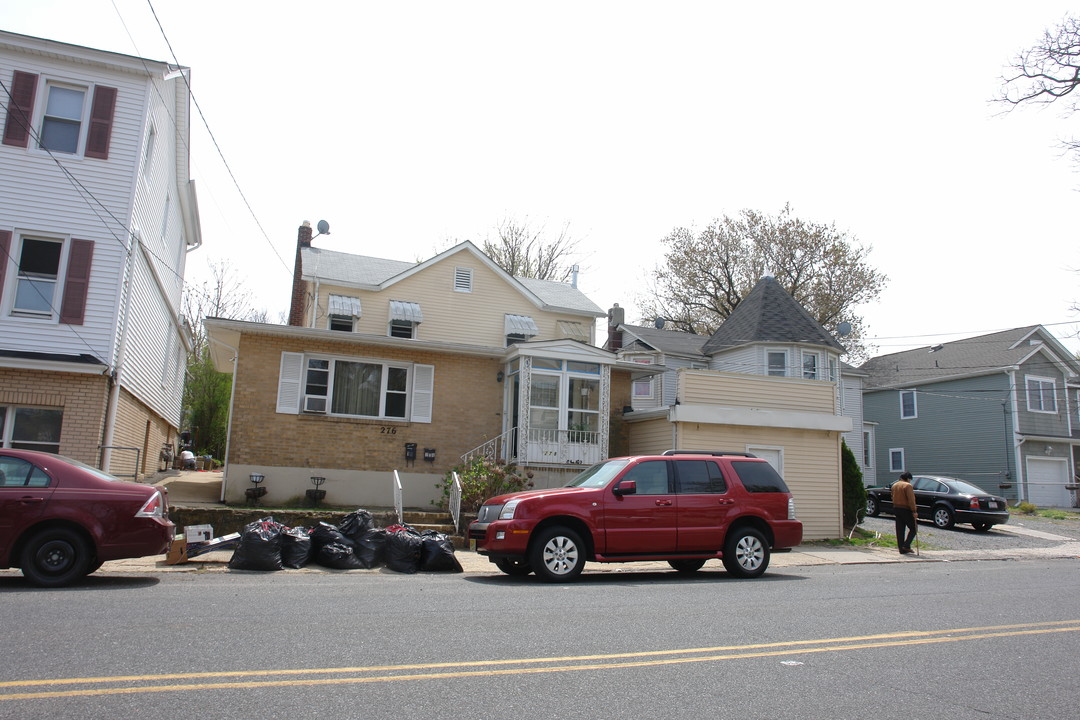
[450,471,462,531]
[393,469,403,524]
[460,428,517,465]
[525,429,603,466]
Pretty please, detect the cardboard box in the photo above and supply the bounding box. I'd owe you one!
[165,535,188,565]
[185,524,213,543]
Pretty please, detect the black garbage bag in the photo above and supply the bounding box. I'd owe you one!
[281,526,312,569]
[419,532,463,573]
[228,517,284,571]
[384,529,423,574]
[310,522,352,552]
[339,509,374,543]
[353,528,388,569]
[316,541,368,570]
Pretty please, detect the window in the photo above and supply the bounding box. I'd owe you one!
[863,430,873,467]
[802,351,820,380]
[302,356,412,419]
[0,456,52,487]
[327,294,361,332]
[674,460,727,494]
[388,300,423,339]
[454,267,473,292]
[731,461,790,493]
[0,406,63,454]
[631,357,654,399]
[567,374,599,438]
[623,460,670,495]
[900,389,917,419]
[13,237,62,316]
[889,448,905,473]
[142,124,156,175]
[40,83,85,154]
[505,314,538,346]
[767,350,788,377]
[1026,376,1057,413]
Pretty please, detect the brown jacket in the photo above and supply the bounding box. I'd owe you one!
[891,479,916,511]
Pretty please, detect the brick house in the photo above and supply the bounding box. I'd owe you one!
[205,223,648,507]
[0,31,200,477]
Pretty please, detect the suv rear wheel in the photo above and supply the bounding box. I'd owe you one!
[722,527,770,578]
[530,526,585,582]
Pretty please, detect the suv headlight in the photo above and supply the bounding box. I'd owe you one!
[499,498,522,520]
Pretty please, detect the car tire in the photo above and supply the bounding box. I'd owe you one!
[722,527,770,578]
[933,505,955,529]
[20,527,92,588]
[668,559,706,574]
[972,522,992,532]
[866,496,880,517]
[494,558,533,576]
[529,526,585,582]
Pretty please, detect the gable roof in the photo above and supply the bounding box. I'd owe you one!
[858,325,1080,390]
[300,240,604,317]
[618,324,708,359]
[700,276,846,355]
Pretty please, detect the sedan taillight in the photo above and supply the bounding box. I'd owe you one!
[136,491,166,518]
[969,497,981,510]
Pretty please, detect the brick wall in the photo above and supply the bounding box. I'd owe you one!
[0,368,108,465]
[111,387,178,480]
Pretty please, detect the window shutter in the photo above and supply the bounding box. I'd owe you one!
[0,230,10,299]
[2,71,38,148]
[276,352,305,414]
[59,239,93,325]
[410,364,434,423]
[84,85,117,159]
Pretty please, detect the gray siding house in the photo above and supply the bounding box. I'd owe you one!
[860,326,1079,507]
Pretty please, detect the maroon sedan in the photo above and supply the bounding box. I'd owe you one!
[0,449,174,587]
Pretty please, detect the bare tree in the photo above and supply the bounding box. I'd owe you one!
[481,218,583,282]
[639,205,887,361]
[182,260,260,357]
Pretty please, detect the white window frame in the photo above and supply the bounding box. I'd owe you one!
[8,233,69,320]
[862,430,873,468]
[899,389,917,419]
[889,448,905,473]
[37,81,87,155]
[1025,375,1057,414]
[300,354,419,421]
[389,319,417,339]
[766,349,788,377]
[802,351,821,380]
[630,357,654,400]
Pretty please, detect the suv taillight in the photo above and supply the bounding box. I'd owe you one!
[136,491,166,518]
[788,497,797,520]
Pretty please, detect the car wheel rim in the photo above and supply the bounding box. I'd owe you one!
[541,536,579,576]
[36,540,76,574]
[934,510,949,527]
[735,535,764,571]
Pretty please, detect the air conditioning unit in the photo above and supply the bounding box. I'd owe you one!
[303,395,327,413]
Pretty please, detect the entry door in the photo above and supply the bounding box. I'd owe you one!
[1026,457,1070,507]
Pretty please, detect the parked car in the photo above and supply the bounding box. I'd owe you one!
[468,452,803,582]
[865,475,1009,532]
[0,449,174,587]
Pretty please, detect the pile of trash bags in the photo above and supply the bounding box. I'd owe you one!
[228,509,463,574]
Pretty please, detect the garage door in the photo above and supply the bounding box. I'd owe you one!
[1026,457,1070,508]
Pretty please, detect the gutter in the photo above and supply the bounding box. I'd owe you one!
[207,332,239,502]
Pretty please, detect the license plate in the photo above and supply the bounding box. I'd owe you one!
[988,501,998,509]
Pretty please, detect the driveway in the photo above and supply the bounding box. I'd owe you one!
[858,512,1080,552]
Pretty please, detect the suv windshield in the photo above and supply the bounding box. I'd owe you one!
[564,459,631,488]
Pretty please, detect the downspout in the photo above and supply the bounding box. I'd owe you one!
[208,332,239,502]
[101,228,140,472]
[1008,367,1025,502]
[310,279,320,328]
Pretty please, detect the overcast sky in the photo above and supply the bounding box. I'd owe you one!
[6,1,1080,358]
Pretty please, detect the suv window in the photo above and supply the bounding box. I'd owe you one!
[674,459,726,494]
[623,460,670,495]
[731,460,790,493]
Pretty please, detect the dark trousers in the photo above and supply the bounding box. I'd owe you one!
[894,508,917,549]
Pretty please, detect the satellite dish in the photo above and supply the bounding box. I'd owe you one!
[836,322,852,337]
[316,220,330,235]
[654,317,666,329]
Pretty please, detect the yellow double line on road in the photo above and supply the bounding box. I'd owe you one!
[3,620,1079,702]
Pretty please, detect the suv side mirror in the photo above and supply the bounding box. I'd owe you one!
[614,479,637,496]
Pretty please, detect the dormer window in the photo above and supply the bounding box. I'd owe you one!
[388,300,423,339]
[327,294,361,332]
[767,350,788,377]
[505,314,538,346]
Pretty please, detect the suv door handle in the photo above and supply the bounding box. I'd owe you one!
[654,499,673,506]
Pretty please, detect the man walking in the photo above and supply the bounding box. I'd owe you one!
[891,471,918,555]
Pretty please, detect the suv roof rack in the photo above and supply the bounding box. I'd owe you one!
[661,449,757,458]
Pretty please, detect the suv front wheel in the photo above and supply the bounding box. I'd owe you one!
[530,526,586,582]
[722,527,770,578]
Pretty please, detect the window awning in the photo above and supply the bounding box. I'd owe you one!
[558,320,589,342]
[505,314,539,336]
[328,294,361,317]
[389,300,423,324]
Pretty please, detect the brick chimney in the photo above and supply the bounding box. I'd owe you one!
[288,221,313,326]
[606,303,624,351]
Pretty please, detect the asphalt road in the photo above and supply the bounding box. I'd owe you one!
[1,553,1078,719]
[858,511,1080,552]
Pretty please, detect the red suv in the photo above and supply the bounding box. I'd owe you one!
[468,451,802,581]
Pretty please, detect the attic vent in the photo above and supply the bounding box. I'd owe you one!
[454,267,473,293]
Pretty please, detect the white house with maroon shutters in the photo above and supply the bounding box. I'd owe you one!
[0,30,201,477]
